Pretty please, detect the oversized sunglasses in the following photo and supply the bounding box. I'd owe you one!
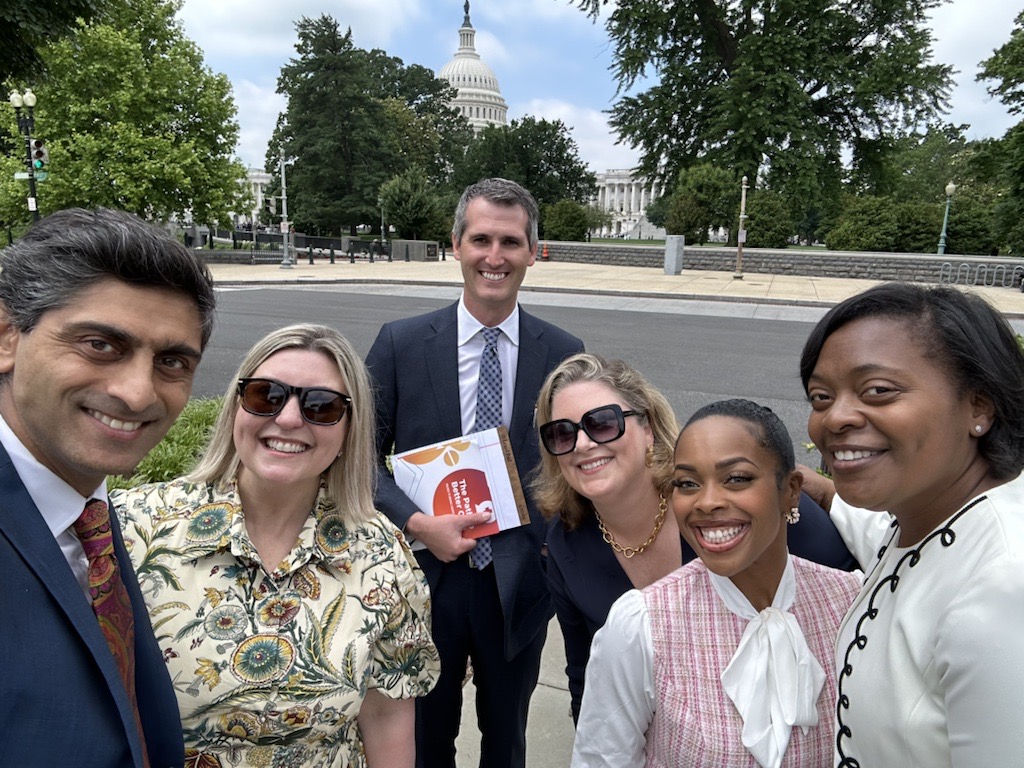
[539,404,640,456]
[237,378,352,426]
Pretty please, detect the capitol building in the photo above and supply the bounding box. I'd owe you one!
[436,2,663,239]
[437,2,507,133]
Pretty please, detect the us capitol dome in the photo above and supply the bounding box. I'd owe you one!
[437,1,508,133]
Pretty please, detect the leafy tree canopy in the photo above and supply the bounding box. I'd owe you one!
[544,199,590,241]
[0,0,111,81]
[379,166,447,241]
[663,163,738,244]
[451,116,596,208]
[0,0,248,226]
[980,12,1024,253]
[273,15,471,235]
[574,0,952,188]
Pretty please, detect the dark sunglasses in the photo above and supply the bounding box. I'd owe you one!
[237,377,352,426]
[539,404,640,456]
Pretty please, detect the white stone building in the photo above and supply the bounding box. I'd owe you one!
[437,1,508,133]
[592,169,666,239]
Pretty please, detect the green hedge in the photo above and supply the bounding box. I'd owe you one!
[108,398,222,490]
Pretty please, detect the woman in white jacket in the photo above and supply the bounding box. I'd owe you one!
[800,282,1024,767]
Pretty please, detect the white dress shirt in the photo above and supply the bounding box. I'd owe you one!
[0,412,106,598]
[456,295,519,432]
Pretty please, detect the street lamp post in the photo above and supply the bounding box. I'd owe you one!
[279,149,293,269]
[937,180,956,256]
[734,175,749,279]
[8,89,40,222]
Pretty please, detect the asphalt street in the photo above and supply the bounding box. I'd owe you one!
[205,285,823,459]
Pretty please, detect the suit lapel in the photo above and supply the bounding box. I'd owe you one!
[0,445,139,741]
[511,308,548,456]
[424,303,462,438]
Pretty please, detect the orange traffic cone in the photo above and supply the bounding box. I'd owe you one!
[541,242,549,261]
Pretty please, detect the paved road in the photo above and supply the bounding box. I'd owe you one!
[205,285,822,458]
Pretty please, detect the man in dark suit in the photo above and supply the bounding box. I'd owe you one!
[367,178,584,767]
[0,208,216,767]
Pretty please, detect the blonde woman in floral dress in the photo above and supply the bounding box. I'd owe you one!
[113,324,438,768]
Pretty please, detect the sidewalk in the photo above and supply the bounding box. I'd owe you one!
[206,256,1024,318]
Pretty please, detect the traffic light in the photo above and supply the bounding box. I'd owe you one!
[30,139,48,170]
[265,196,277,215]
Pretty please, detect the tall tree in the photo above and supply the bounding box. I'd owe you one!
[575,0,952,186]
[275,16,471,235]
[451,116,596,208]
[979,11,1024,253]
[1,0,113,81]
[0,0,248,225]
[378,166,447,241]
[663,163,738,244]
[276,17,385,235]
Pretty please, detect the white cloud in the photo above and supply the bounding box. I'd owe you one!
[177,0,426,62]
[479,0,593,26]
[232,80,286,168]
[515,97,640,173]
[928,0,1018,138]
[473,29,511,68]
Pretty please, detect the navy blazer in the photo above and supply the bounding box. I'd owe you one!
[546,491,858,721]
[367,301,584,660]
[0,443,184,767]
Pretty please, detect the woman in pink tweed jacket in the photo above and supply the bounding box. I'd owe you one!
[571,399,860,768]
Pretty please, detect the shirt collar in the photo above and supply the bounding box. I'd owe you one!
[0,412,105,536]
[456,295,520,347]
[711,556,827,768]
[188,480,353,574]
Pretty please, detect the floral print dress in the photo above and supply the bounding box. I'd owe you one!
[112,478,439,768]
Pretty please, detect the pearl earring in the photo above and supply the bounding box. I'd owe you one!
[785,506,800,524]
[974,425,983,434]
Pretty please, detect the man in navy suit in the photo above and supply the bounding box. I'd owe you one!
[0,208,216,767]
[367,179,584,767]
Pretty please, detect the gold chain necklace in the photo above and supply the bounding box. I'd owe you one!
[596,495,667,559]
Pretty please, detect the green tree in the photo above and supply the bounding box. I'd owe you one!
[585,204,613,235]
[275,16,471,235]
[544,199,590,241]
[744,190,794,248]
[0,0,248,226]
[451,116,596,208]
[574,0,951,190]
[645,194,669,229]
[379,167,446,241]
[980,11,1024,253]
[663,164,738,244]
[1,0,112,81]
[825,196,899,252]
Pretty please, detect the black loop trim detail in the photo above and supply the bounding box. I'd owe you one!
[835,495,986,761]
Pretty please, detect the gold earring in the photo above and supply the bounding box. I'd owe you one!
[645,444,655,468]
[786,506,800,524]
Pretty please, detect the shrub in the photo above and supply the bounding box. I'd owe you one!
[745,190,795,248]
[108,398,222,490]
[543,199,590,241]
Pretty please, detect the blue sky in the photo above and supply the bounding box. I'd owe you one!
[176,0,1020,174]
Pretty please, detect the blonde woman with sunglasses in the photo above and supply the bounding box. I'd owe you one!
[112,324,438,768]
[532,354,857,724]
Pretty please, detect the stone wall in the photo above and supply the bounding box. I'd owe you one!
[542,242,1024,288]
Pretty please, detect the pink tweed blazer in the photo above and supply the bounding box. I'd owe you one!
[643,557,860,767]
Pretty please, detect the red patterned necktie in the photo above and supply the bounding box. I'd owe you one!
[74,498,150,767]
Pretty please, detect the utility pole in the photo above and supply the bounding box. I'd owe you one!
[733,175,749,279]
[279,148,292,269]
